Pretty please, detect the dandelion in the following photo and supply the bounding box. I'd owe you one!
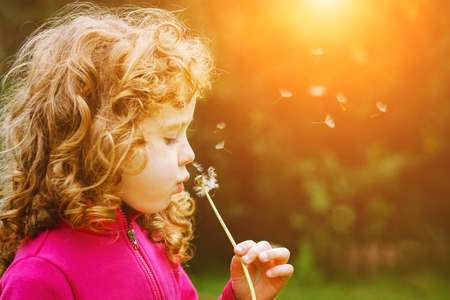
[312,113,335,128]
[371,101,388,118]
[215,141,233,153]
[214,122,226,133]
[272,88,292,105]
[336,92,347,111]
[193,163,256,300]
[192,166,218,197]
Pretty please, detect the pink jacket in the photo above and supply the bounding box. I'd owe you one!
[0,209,235,299]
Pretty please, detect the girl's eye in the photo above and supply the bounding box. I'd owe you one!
[164,137,178,145]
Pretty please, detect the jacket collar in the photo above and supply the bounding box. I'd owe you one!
[60,205,144,236]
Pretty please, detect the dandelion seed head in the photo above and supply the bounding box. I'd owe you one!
[214,122,226,133]
[376,101,387,113]
[193,166,219,197]
[193,185,205,197]
[215,141,233,153]
[194,175,203,186]
[216,122,226,129]
[272,88,293,104]
[215,141,225,150]
[205,166,219,190]
[325,114,336,128]
[337,93,347,104]
[279,88,293,98]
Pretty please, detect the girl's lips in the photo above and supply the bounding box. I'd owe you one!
[176,175,189,193]
[176,182,184,193]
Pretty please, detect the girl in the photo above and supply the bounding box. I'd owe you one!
[0,2,293,299]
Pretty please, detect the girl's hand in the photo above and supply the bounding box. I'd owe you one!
[230,240,294,300]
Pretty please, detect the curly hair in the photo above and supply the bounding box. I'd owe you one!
[0,2,214,276]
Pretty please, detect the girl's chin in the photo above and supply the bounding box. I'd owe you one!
[130,200,172,214]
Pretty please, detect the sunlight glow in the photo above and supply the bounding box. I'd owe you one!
[306,0,344,12]
[294,0,356,42]
[315,0,338,6]
[309,85,327,97]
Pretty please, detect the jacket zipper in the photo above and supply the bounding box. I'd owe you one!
[122,211,163,300]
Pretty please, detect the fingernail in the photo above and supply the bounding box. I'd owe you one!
[242,255,250,263]
[260,253,268,262]
[235,246,242,253]
[267,270,273,277]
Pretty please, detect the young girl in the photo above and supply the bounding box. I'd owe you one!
[0,3,293,299]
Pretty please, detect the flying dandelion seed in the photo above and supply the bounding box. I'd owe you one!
[193,163,256,300]
[311,47,323,55]
[371,101,388,118]
[337,93,347,103]
[214,122,226,133]
[325,114,336,128]
[312,114,335,128]
[376,101,387,113]
[309,85,327,97]
[337,92,347,111]
[272,88,293,105]
[192,161,204,173]
[311,47,323,67]
[280,88,293,98]
[215,141,233,153]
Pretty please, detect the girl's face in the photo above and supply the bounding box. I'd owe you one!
[115,101,196,214]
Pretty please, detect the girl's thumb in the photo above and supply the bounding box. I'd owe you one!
[230,255,246,279]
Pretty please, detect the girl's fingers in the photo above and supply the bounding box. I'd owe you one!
[235,241,291,264]
[234,240,255,255]
[239,241,272,264]
[266,264,295,278]
[259,247,290,264]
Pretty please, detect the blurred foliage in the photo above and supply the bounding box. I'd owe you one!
[1,0,449,279]
[193,270,450,300]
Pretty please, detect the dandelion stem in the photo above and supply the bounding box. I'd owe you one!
[371,111,382,118]
[201,184,256,300]
[222,147,233,154]
[202,185,235,245]
[272,96,282,105]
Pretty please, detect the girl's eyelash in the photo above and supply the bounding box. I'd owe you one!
[164,125,192,145]
[164,137,178,144]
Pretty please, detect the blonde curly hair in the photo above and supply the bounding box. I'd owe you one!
[0,2,214,276]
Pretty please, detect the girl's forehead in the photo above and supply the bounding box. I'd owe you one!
[142,101,196,132]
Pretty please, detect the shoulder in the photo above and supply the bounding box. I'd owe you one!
[13,225,71,264]
[16,222,117,264]
[1,257,74,299]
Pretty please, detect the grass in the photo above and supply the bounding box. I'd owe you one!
[190,270,450,300]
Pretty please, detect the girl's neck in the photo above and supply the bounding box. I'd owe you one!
[120,202,143,224]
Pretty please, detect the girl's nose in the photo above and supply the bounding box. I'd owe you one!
[179,139,195,166]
